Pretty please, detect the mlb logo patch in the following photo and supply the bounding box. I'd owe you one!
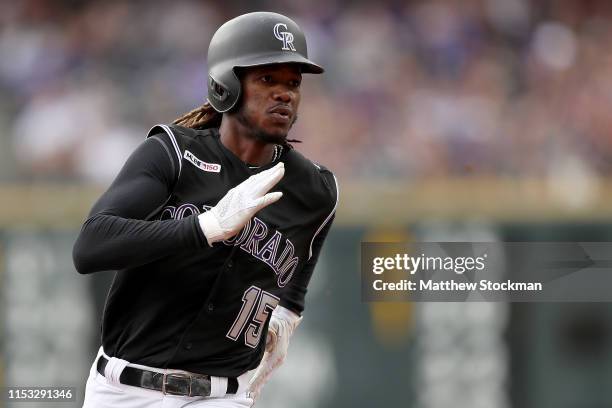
[184,150,221,173]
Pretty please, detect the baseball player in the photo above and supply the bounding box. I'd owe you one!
[73,11,337,408]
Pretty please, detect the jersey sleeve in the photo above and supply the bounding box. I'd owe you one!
[72,134,207,274]
[280,167,339,314]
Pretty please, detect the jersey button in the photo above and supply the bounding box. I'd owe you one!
[207,303,214,313]
[227,260,234,268]
[184,342,192,350]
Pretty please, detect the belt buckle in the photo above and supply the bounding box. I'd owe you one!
[162,372,192,396]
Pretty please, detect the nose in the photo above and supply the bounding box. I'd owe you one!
[272,86,294,104]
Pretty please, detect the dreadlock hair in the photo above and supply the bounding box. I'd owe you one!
[172,101,301,150]
[172,102,221,130]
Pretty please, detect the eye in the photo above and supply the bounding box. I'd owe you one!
[261,75,272,83]
[289,80,301,88]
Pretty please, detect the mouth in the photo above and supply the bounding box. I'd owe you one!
[268,105,293,123]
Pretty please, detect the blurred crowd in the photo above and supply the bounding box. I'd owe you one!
[2,0,612,184]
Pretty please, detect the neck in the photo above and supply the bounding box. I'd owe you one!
[218,115,276,166]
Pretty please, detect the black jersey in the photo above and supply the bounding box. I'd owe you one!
[73,124,338,377]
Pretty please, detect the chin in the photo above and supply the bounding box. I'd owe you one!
[253,127,289,144]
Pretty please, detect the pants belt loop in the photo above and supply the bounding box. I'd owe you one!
[209,375,228,398]
[104,356,129,386]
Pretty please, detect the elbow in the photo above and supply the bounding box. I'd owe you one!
[72,238,91,275]
[72,231,97,275]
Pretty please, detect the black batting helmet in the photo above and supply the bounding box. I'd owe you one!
[206,11,324,113]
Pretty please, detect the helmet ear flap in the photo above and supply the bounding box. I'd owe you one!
[209,77,229,101]
[207,69,241,112]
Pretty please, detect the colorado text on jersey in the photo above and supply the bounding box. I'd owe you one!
[160,204,298,288]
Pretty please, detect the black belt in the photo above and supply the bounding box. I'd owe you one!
[96,356,238,397]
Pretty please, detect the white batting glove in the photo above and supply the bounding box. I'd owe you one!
[198,162,284,245]
[248,306,302,400]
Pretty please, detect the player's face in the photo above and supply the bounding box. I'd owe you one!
[236,64,302,144]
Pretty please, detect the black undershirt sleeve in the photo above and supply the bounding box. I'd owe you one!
[280,214,335,315]
[72,135,207,274]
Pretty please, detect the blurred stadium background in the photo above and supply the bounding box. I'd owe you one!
[2,0,612,406]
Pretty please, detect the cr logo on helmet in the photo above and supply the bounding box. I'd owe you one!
[273,23,296,52]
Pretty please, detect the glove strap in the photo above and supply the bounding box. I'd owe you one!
[272,306,302,331]
[198,211,225,246]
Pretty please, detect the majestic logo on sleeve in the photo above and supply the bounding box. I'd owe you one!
[184,150,221,173]
[273,23,296,51]
[160,203,299,287]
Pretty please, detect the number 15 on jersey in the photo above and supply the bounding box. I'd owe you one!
[226,285,280,348]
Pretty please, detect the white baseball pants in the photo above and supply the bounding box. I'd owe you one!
[82,347,255,408]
